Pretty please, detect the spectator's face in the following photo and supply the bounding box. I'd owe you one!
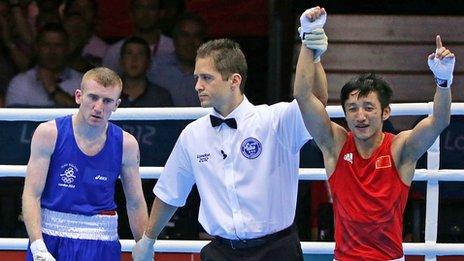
[131,0,160,32]
[175,20,204,64]
[75,79,121,127]
[37,31,69,71]
[344,90,390,141]
[66,0,96,27]
[63,15,90,52]
[120,43,150,78]
[194,56,232,109]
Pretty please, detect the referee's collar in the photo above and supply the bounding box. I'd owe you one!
[210,96,253,127]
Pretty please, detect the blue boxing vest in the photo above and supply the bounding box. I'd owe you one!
[41,115,123,215]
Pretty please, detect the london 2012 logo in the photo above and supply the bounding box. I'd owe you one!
[58,163,78,188]
[240,137,262,159]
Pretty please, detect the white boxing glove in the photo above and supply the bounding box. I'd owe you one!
[30,239,55,261]
[428,54,455,88]
[301,28,328,63]
[299,7,327,39]
[132,233,155,261]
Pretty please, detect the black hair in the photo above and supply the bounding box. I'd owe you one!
[120,36,151,60]
[340,73,393,112]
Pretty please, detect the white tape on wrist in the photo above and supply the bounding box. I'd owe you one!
[427,56,455,88]
[30,239,47,254]
[299,9,327,39]
[140,233,156,247]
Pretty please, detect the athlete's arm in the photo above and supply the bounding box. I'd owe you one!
[22,121,57,242]
[121,131,148,241]
[294,7,347,176]
[394,35,453,184]
[132,197,177,261]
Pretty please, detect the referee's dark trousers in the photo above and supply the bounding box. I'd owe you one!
[200,223,303,261]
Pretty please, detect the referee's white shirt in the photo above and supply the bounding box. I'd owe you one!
[154,96,311,239]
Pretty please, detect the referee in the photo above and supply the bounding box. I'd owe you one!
[133,6,328,261]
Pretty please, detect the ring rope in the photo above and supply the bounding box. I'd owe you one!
[0,102,464,121]
[2,165,464,181]
[1,103,463,260]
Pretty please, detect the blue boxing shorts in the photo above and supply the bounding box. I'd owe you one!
[26,208,121,261]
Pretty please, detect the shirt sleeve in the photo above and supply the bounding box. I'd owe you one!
[102,42,122,73]
[61,71,82,96]
[271,99,311,153]
[5,76,26,107]
[153,130,195,207]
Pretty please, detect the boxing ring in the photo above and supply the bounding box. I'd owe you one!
[1,102,464,261]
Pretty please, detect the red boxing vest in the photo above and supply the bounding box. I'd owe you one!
[328,132,409,261]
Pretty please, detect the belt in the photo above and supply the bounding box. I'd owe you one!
[41,208,119,241]
[215,224,296,250]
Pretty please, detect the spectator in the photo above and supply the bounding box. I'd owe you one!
[186,0,269,104]
[31,0,62,31]
[102,0,174,74]
[0,0,33,71]
[158,0,185,37]
[60,0,108,66]
[119,36,173,107]
[6,23,82,107]
[0,5,16,105]
[147,12,206,107]
[62,13,97,72]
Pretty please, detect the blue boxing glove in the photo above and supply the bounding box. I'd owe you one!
[427,35,455,88]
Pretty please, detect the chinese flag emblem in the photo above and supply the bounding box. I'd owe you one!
[376,155,392,169]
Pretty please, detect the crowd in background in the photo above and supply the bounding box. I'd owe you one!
[0,0,209,108]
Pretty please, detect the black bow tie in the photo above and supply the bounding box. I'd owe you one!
[210,115,237,129]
